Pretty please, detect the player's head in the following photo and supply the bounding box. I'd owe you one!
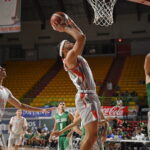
[57,101,66,111]
[16,109,22,116]
[0,66,6,80]
[59,40,74,58]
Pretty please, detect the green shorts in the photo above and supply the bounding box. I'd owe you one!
[58,136,68,150]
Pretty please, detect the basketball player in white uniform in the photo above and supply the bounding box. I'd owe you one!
[0,66,55,149]
[8,109,27,150]
[52,17,101,150]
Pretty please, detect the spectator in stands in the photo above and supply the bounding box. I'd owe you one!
[116,97,123,106]
[122,120,129,128]
[30,128,45,147]
[42,124,48,132]
[113,130,123,140]
[8,109,28,150]
[107,81,113,90]
[107,128,115,139]
[24,128,34,146]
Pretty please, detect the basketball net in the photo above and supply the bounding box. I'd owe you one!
[88,0,117,26]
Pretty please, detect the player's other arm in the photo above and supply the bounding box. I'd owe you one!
[144,53,150,83]
[51,117,81,137]
[7,89,55,112]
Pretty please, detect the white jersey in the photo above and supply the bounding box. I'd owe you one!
[64,56,96,92]
[0,86,9,121]
[9,116,27,135]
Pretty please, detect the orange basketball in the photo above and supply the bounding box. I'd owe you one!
[50,12,69,27]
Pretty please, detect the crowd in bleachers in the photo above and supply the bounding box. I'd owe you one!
[112,88,139,106]
[106,120,149,150]
[22,119,149,150]
[108,120,147,140]
[24,126,51,148]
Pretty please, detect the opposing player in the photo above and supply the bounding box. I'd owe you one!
[8,109,28,150]
[49,102,74,150]
[144,53,150,138]
[145,53,150,107]
[51,13,101,150]
[0,66,55,149]
[51,110,109,150]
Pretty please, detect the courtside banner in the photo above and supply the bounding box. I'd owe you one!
[22,111,52,118]
[0,0,21,33]
[101,106,128,117]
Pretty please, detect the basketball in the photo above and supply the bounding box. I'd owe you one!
[50,12,69,27]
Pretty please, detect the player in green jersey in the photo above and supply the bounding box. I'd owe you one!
[49,102,74,150]
[144,53,150,107]
[144,53,150,139]
[51,110,109,150]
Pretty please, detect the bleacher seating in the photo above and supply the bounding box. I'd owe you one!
[118,55,146,97]
[31,56,113,107]
[4,59,55,107]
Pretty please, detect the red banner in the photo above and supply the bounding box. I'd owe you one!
[101,106,128,116]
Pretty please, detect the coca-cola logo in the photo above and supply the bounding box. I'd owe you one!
[101,106,128,116]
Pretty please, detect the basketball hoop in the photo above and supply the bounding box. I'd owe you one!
[87,0,117,26]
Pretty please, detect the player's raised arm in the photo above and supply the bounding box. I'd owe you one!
[50,12,86,68]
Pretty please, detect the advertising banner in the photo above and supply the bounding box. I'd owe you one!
[101,106,128,117]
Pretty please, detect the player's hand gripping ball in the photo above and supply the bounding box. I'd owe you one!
[50,12,69,30]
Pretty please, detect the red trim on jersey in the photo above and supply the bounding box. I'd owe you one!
[80,93,86,107]
[69,63,79,71]
[80,93,85,99]
[71,69,85,82]
[91,110,98,119]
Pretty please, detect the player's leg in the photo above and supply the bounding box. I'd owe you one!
[8,137,15,150]
[0,133,7,150]
[64,137,69,150]
[58,136,65,150]
[14,136,22,150]
[80,120,98,150]
[76,93,101,150]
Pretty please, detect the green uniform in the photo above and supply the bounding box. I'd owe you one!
[55,111,71,150]
[147,83,150,107]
